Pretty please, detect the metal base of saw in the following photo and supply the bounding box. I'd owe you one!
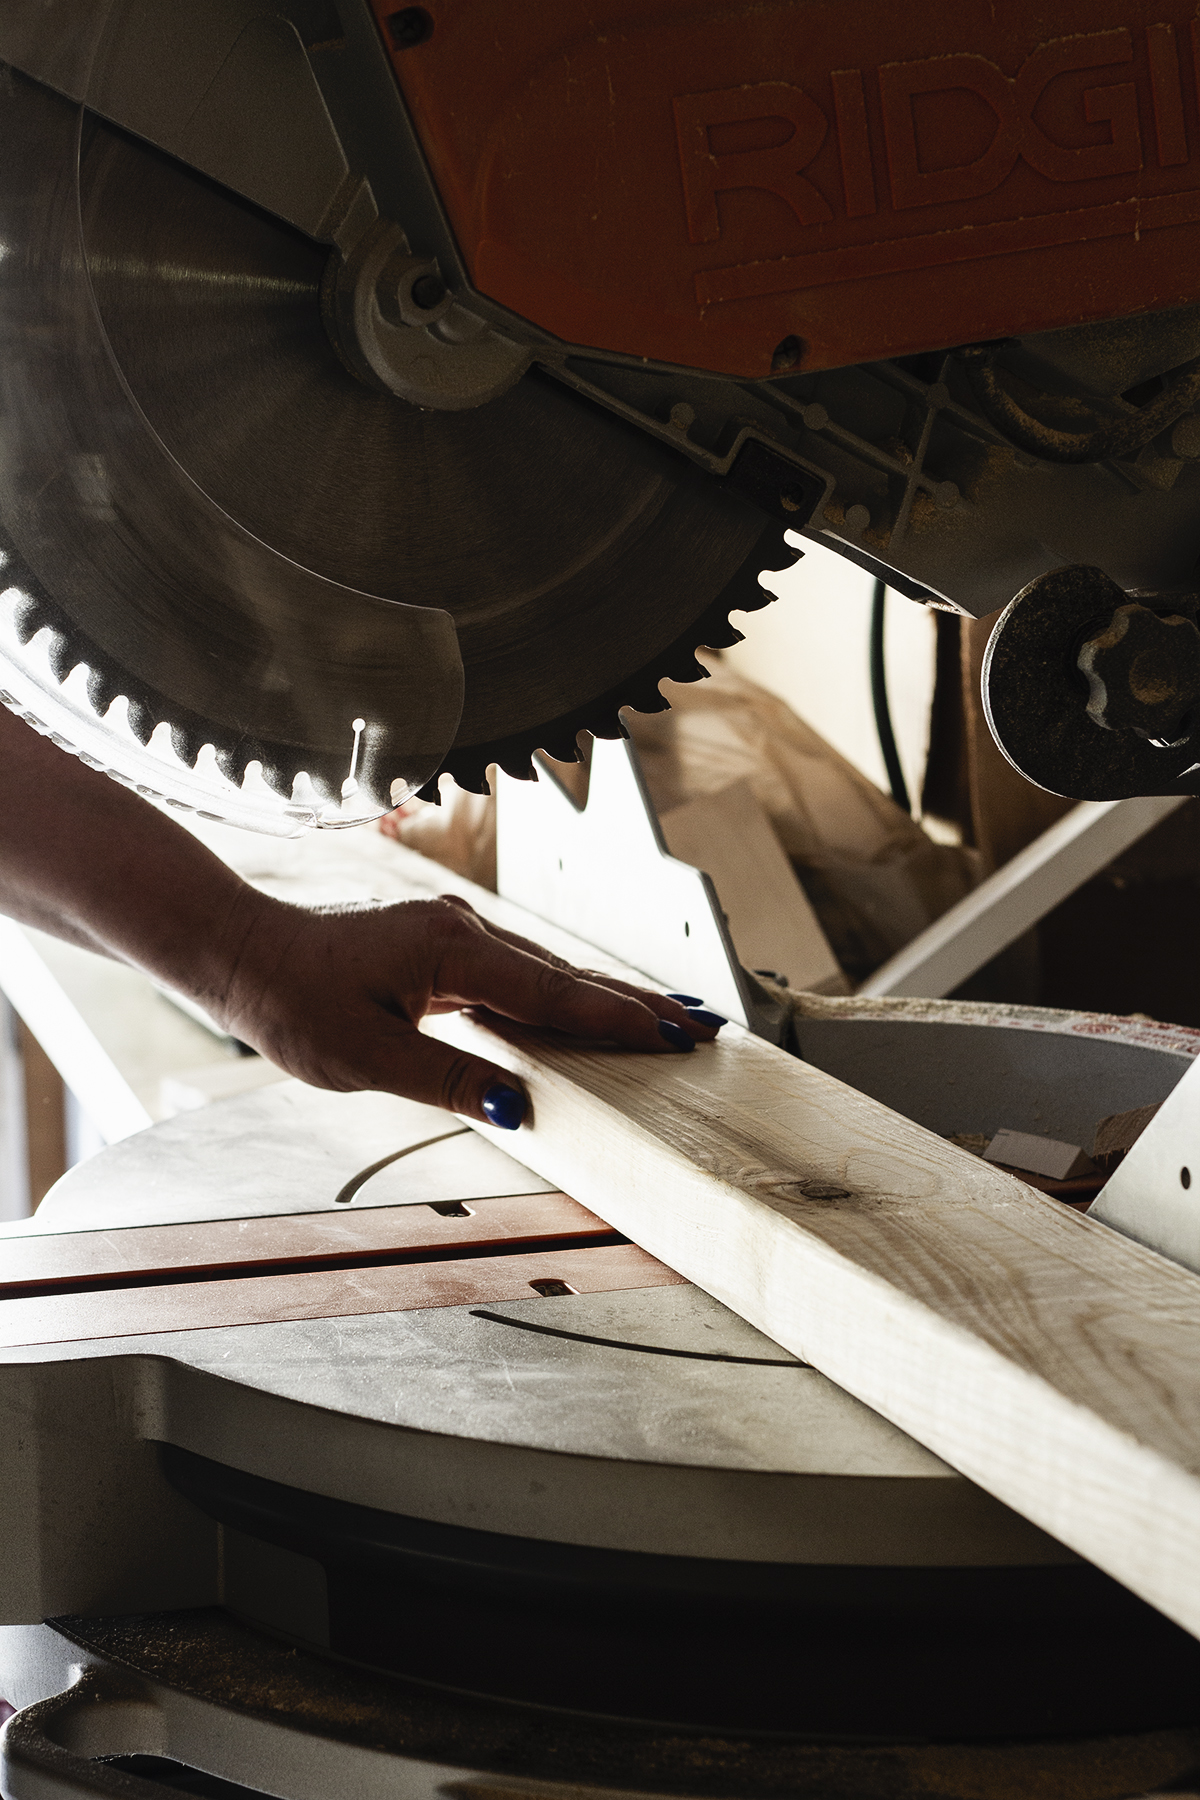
[151,1440,1199,1741]
[4,1608,1200,1800]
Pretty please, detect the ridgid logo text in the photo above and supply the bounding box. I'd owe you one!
[674,26,1197,304]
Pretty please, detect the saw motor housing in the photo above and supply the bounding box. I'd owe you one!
[3,2,1200,821]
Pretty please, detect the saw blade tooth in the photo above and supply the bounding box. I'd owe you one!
[85,665,121,717]
[743,539,802,613]
[584,715,630,742]
[496,752,538,782]
[213,744,249,787]
[213,741,289,793]
[665,651,706,683]
[45,633,80,685]
[539,729,585,763]
[426,761,489,798]
[259,757,298,800]
[168,721,209,768]
[623,683,672,716]
[12,595,53,647]
[124,698,157,746]
[701,619,746,651]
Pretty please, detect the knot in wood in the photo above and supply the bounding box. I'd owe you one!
[771,1177,852,1202]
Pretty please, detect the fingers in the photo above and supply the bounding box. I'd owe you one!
[223,891,723,1133]
[379,1021,530,1126]
[434,923,711,1055]
[435,894,716,1040]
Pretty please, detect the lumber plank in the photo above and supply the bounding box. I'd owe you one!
[658,778,843,993]
[427,998,1200,1640]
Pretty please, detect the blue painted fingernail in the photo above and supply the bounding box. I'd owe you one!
[658,1019,695,1052]
[482,1084,526,1130]
[686,1007,726,1029]
[667,992,702,1006]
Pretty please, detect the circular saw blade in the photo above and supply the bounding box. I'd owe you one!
[0,72,464,829]
[72,103,791,793]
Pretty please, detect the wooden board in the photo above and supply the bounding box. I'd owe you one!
[17,1017,65,1208]
[427,1002,1200,1642]
[0,1241,680,1349]
[658,778,843,993]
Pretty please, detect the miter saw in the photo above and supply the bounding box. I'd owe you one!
[6,2,1200,828]
[9,6,1200,1793]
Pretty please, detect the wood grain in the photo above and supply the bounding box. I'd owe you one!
[17,1019,65,1208]
[160,827,1200,1634]
[658,778,843,993]
[428,998,1200,1640]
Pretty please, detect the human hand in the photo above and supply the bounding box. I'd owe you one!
[213,890,721,1127]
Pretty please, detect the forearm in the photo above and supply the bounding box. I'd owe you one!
[0,707,261,1015]
[0,709,715,1120]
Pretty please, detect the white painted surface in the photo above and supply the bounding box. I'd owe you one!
[726,536,937,810]
[496,738,754,1028]
[0,919,151,1145]
[1090,1055,1200,1271]
[64,1090,105,1174]
[0,925,246,1148]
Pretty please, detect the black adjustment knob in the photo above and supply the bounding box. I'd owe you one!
[1077,602,1200,746]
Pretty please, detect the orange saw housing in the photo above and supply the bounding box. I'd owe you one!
[372,0,1200,378]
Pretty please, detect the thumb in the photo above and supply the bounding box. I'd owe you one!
[383,1018,528,1128]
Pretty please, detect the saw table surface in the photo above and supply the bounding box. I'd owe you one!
[0,1073,1063,1570]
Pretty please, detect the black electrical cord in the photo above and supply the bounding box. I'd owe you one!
[869,579,912,813]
